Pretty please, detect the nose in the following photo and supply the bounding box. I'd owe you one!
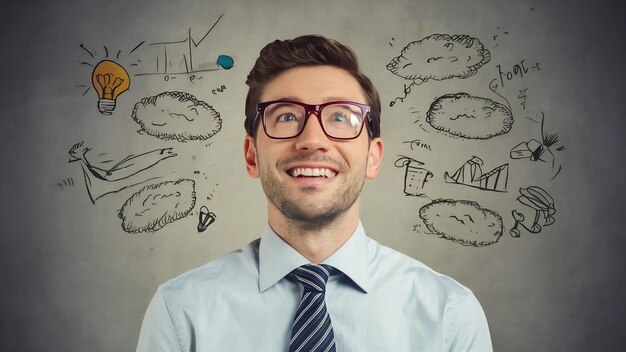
[294,112,331,151]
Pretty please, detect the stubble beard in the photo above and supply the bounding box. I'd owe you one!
[259,157,366,232]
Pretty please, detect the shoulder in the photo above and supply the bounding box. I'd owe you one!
[366,237,492,348]
[159,239,261,300]
[367,237,472,300]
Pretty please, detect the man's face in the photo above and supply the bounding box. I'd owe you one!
[244,65,383,229]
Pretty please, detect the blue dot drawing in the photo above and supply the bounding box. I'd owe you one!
[217,55,234,70]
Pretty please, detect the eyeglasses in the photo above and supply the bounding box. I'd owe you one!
[255,99,371,140]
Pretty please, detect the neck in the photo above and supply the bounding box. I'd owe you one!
[268,202,360,264]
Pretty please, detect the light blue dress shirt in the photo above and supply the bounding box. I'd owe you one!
[136,222,492,351]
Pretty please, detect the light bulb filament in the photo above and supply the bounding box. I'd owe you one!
[96,73,124,99]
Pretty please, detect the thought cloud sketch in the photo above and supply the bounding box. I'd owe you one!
[427,93,513,139]
[387,34,491,106]
[419,199,503,247]
[510,186,556,238]
[444,156,509,192]
[131,91,222,142]
[118,179,196,233]
[68,142,176,203]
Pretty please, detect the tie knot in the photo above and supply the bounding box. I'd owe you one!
[290,264,335,292]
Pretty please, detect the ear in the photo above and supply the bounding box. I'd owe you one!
[244,135,260,178]
[366,137,383,179]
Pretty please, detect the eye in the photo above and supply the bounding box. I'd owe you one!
[331,112,348,123]
[277,113,298,122]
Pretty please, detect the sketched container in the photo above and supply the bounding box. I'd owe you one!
[395,157,433,196]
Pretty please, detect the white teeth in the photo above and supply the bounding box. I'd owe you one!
[289,168,337,178]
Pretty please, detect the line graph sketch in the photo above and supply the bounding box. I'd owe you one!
[444,156,509,192]
[135,14,234,79]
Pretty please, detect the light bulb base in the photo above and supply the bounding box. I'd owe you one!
[98,99,116,115]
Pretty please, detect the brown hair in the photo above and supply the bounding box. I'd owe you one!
[244,34,381,138]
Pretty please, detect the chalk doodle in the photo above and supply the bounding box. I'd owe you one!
[78,43,142,114]
[403,139,432,151]
[518,88,528,109]
[426,93,513,139]
[197,205,217,233]
[135,14,234,81]
[444,156,509,193]
[495,59,541,89]
[68,142,176,203]
[118,179,196,234]
[491,26,509,49]
[91,60,130,115]
[57,178,75,190]
[131,91,222,142]
[212,85,227,95]
[395,156,433,197]
[419,199,503,247]
[510,111,565,180]
[510,186,556,238]
[387,34,491,106]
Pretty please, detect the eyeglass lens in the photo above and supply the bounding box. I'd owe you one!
[263,102,365,138]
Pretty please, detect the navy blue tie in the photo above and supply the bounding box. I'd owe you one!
[289,264,337,352]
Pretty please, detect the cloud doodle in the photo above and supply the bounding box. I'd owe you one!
[386,34,491,106]
[426,93,513,139]
[118,179,196,233]
[131,91,222,142]
[419,199,503,247]
[387,34,491,84]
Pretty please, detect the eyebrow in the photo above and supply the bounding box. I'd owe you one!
[273,96,354,103]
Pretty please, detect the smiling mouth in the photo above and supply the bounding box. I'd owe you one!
[289,168,337,178]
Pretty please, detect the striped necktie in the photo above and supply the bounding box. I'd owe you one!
[288,264,337,352]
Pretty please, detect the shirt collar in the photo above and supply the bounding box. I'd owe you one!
[258,222,370,293]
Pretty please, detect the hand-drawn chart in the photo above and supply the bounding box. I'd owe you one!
[419,199,503,247]
[387,34,491,106]
[118,179,196,234]
[134,14,234,82]
[131,91,222,142]
[444,156,509,192]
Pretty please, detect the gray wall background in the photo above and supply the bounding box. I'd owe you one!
[1,0,624,351]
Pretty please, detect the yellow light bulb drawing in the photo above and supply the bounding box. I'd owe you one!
[91,60,130,115]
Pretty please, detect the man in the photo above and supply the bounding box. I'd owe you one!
[136,34,492,351]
